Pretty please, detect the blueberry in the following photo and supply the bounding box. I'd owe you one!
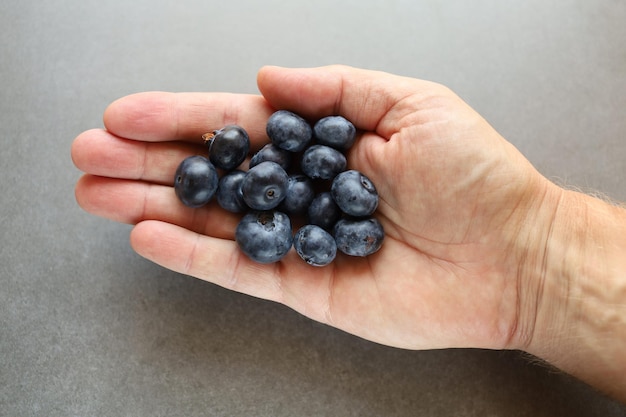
[266,110,312,152]
[249,143,292,171]
[331,170,378,217]
[216,170,247,213]
[279,174,315,215]
[235,210,293,263]
[205,125,250,171]
[173,155,219,208]
[308,192,341,231]
[294,225,337,266]
[241,161,289,210]
[313,115,356,151]
[333,217,384,257]
[301,145,347,180]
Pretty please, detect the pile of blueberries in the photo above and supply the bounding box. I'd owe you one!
[173,110,384,266]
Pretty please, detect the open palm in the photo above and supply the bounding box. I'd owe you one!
[73,65,556,352]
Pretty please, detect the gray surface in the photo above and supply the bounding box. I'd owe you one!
[1,0,625,416]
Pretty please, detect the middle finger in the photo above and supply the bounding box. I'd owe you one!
[72,129,208,185]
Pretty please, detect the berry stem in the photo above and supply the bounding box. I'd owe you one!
[202,132,216,145]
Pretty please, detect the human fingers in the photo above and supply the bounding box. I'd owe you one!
[255,65,458,214]
[129,220,338,314]
[71,129,202,185]
[129,219,458,350]
[74,174,239,238]
[102,91,275,146]
[256,64,450,139]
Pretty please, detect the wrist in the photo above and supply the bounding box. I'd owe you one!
[524,186,626,400]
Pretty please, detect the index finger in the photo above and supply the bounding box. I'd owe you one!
[103,91,275,146]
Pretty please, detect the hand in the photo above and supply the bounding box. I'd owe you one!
[71,65,560,352]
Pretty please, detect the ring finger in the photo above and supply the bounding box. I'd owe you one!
[75,174,240,239]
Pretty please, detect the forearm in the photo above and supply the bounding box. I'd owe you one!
[527,188,626,401]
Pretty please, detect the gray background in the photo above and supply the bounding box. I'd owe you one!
[2,0,625,416]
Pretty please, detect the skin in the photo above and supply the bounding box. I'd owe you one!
[72,65,626,402]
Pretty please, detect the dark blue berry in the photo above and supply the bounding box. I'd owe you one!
[333,217,384,257]
[174,155,219,208]
[294,225,337,266]
[266,110,312,152]
[331,170,378,217]
[308,192,341,231]
[216,170,247,213]
[235,210,293,263]
[206,125,250,171]
[279,174,315,215]
[301,145,347,180]
[241,161,289,210]
[249,143,292,171]
[313,115,356,151]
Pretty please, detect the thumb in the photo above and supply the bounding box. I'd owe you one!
[256,65,429,138]
[257,65,417,217]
